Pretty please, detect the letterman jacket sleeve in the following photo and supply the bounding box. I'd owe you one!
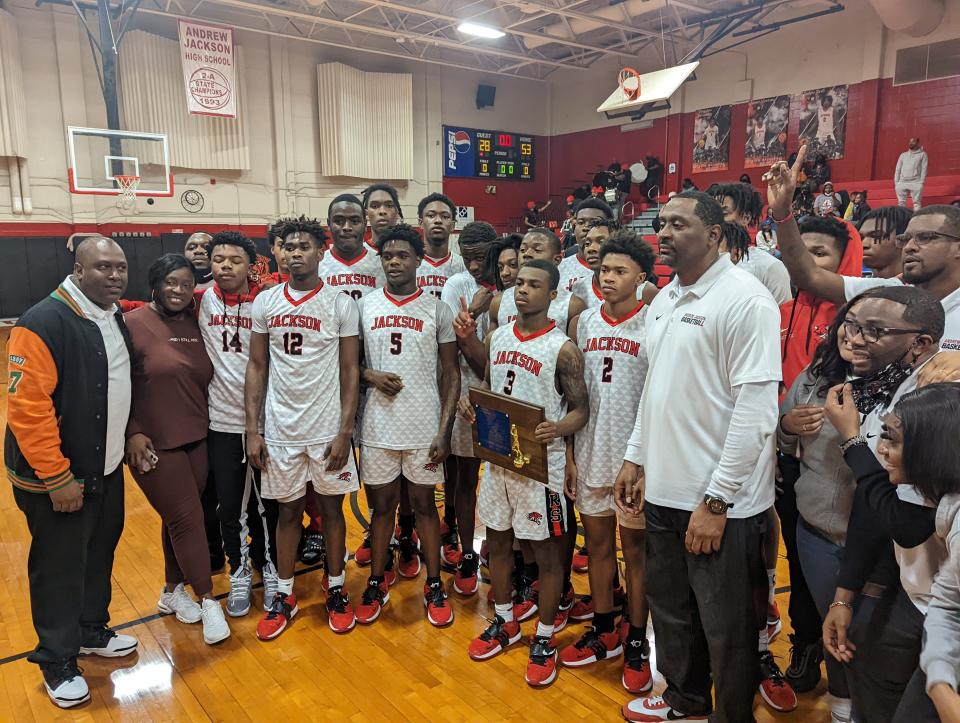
[6,327,76,491]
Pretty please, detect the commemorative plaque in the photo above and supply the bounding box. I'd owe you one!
[469,385,549,484]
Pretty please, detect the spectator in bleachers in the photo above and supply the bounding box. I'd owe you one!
[844,190,871,225]
[524,199,551,229]
[896,137,928,209]
[858,206,911,279]
[681,177,697,192]
[793,181,815,218]
[807,153,831,191]
[739,174,751,184]
[814,182,841,216]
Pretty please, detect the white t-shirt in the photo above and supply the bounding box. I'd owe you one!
[441,271,493,390]
[734,249,792,305]
[558,253,594,292]
[317,247,385,300]
[417,253,466,298]
[358,288,456,449]
[250,282,359,445]
[624,256,781,517]
[842,276,960,351]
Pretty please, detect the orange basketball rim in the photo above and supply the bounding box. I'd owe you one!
[618,67,641,101]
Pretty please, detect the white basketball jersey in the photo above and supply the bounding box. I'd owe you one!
[574,304,649,488]
[198,286,258,434]
[496,286,573,335]
[250,282,360,445]
[753,122,766,147]
[488,322,569,483]
[558,253,593,292]
[318,247,385,300]
[817,108,834,139]
[358,289,456,449]
[441,271,493,389]
[417,253,466,298]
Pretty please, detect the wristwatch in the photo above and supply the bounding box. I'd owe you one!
[703,494,733,515]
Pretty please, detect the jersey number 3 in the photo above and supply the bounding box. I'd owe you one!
[283,332,303,355]
[503,369,516,395]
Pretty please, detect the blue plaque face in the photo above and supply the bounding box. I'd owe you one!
[475,406,511,457]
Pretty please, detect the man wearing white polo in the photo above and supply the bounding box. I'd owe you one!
[616,191,781,723]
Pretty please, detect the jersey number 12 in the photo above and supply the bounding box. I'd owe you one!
[283,332,303,355]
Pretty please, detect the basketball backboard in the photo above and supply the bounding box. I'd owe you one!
[597,62,700,120]
[67,126,173,197]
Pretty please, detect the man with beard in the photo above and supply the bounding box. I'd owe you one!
[184,232,214,290]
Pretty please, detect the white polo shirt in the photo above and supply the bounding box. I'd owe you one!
[624,255,781,518]
[842,276,960,351]
[735,249,792,305]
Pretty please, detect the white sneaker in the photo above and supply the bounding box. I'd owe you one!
[79,629,138,657]
[226,567,252,617]
[158,583,202,623]
[201,598,231,644]
[261,563,279,611]
[42,661,90,708]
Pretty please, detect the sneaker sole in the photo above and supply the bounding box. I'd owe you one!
[622,671,654,694]
[257,605,299,641]
[398,562,422,579]
[561,644,623,668]
[78,642,138,658]
[204,628,231,645]
[525,659,558,687]
[758,684,797,713]
[227,602,251,618]
[469,630,522,661]
[45,684,90,708]
[453,579,478,596]
[157,602,201,624]
[329,617,357,634]
[569,611,594,622]
[622,706,707,721]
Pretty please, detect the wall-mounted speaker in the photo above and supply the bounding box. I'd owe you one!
[476,84,496,109]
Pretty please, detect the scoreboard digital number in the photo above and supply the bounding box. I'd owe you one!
[444,126,535,181]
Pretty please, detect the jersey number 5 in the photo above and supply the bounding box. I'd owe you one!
[390,332,402,355]
[503,369,516,395]
[283,332,303,355]
[601,357,613,383]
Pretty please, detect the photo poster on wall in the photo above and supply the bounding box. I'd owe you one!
[692,105,732,173]
[744,95,791,169]
[797,85,848,160]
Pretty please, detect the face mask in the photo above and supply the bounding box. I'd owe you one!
[849,348,916,414]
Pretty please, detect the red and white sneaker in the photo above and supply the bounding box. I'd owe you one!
[526,635,558,687]
[758,651,798,712]
[468,616,522,660]
[513,581,539,622]
[622,696,707,721]
[354,532,372,567]
[397,535,422,579]
[766,601,782,643]
[553,607,570,632]
[424,581,454,627]
[572,545,589,573]
[325,585,356,634]
[256,592,299,640]
[356,578,390,624]
[559,627,623,667]
[622,638,653,694]
[383,548,399,588]
[454,552,479,596]
[479,539,489,568]
[559,585,575,612]
[570,595,594,622]
[440,520,461,568]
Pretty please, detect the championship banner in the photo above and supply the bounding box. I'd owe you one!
[744,96,790,169]
[178,20,237,118]
[692,105,731,173]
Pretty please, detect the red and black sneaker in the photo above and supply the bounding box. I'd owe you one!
[256,592,299,641]
[766,600,782,643]
[559,585,575,612]
[468,616,521,660]
[479,539,489,568]
[384,547,398,588]
[354,531,373,567]
[559,627,623,668]
[572,545,589,573]
[513,580,539,622]
[569,595,594,622]
[758,650,798,712]
[622,637,653,694]
[424,580,454,627]
[325,585,356,634]
[454,552,479,596]
[397,535,422,579]
[440,520,461,569]
[356,578,390,625]
[525,635,559,687]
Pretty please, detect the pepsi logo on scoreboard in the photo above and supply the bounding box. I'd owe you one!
[443,125,534,181]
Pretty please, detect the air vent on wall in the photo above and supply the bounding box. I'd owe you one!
[894,37,960,85]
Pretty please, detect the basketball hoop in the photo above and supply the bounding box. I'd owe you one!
[115,175,141,211]
[618,67,641,102]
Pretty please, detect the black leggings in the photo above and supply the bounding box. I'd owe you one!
[207,430,279,573]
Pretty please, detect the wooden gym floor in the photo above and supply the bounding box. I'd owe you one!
[0,327,830,721]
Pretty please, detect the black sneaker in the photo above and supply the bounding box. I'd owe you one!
[784,634,823,693]
[299,531,325,566]
[41,659,90,708]
[79,627,138,657]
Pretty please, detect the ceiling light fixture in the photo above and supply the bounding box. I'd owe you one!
[457,22,506,39]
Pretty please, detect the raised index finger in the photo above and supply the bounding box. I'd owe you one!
[791,143,808,183]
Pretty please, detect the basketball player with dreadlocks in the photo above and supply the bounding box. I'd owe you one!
[354,224,460,627]
[245,216,361,639]
[363,183,402,252]
[199,231,280,618]
[558,199,616,292]
[858,206,912,279]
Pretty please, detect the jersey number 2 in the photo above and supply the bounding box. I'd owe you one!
[283,332,303,355]
[601,357,613,383]
[390,332,402,355]
[503,369,516,395]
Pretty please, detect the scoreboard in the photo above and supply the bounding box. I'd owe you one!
[444,126,535,181]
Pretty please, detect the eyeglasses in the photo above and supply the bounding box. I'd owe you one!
[842,319,925,344]
[895,231,960,248]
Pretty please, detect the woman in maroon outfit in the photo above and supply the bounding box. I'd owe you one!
[124,253,230,644]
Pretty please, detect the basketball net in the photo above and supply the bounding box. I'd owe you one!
[618,67,641,102]
[115,175,140,212]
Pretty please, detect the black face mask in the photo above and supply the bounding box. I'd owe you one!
[849,347,916,415]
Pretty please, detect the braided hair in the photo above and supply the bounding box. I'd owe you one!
[710,182,764,227]
[275,215,328,246]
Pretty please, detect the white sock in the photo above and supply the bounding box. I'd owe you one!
[495,603,514,622]
[327,572,345,589]
[767,568,777,606]
[536,621,554,639]
[830,696,852,723]
[277,576,294,595]
[758,626,769,653]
